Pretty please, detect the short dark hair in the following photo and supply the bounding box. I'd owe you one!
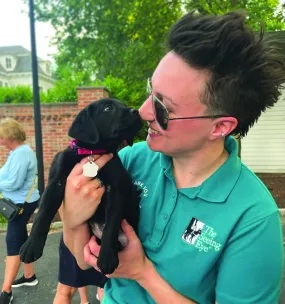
[166,11,285,137]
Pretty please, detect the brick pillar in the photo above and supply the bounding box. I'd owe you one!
[77,86,110,110]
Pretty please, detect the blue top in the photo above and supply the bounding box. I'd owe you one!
[102,136,284,304]
[0,144,40,204]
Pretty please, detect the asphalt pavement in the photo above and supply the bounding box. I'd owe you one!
[0,231,99,304]
[1,226,285,304]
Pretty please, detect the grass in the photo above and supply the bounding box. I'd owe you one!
[0,214,7,224]
[0,215,7,232]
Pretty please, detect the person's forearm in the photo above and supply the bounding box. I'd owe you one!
[137,260,196,304]
[63,223,91,270]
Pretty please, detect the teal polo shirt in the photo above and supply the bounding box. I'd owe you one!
[102,137,283,304]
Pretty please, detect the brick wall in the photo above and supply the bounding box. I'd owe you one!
[0,86,109,184]
[0,87,284,209]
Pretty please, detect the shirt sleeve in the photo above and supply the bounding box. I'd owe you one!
[215,211,284,304]
[0,152,29,191]
[0,165,6,180]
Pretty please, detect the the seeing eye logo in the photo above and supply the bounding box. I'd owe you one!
[182,218,205,245]
[103,105,114,112]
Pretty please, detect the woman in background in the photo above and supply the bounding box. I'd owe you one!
[0,118,40,304]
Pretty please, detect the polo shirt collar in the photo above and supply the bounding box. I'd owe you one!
[159,136,241,203]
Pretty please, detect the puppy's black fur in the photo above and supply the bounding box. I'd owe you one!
[20,98,142,275]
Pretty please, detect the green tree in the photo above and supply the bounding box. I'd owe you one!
[31,0,182,107]
[29,0,284,108]
[184,0,285,31]
[43,67,92,102]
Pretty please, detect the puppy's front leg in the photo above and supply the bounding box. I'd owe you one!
[20,179,65,263]
[97,185,124,274]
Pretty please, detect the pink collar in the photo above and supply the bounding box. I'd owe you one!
[70,139,106,155]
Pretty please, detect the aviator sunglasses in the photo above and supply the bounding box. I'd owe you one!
[147,78,230,130]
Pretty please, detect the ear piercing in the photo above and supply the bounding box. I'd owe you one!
[221,132,225,138]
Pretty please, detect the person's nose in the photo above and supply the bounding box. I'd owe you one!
[139,96,155,123]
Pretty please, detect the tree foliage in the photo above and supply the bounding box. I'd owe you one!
[31,0,182,107]
[41,67,92,102]
[184,0,285,31]
[21,0,285,108]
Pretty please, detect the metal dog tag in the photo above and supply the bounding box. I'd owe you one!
[83,159,99,177]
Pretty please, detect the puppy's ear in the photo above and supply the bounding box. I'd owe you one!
[68,107,99,144]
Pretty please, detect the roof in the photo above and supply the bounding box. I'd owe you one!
[0,45,52,77]
[0,46,30,56]
[13,56,45,74]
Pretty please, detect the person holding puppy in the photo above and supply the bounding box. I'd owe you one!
[0,118,40,304]
[61,11,285,304]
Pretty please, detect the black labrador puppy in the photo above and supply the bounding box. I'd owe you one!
[20,98,142,275]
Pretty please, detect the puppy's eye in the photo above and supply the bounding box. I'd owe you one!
[103,105,114,112]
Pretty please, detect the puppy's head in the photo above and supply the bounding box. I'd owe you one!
[68,98,142,151]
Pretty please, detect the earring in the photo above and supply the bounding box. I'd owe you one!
[221,132,225,138]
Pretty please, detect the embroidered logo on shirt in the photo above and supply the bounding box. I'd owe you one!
[182,217,222,252]
[134,180,148,198]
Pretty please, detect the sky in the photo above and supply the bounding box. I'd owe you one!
[0,0,57,62]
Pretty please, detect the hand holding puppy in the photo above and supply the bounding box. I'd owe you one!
[84,219,151,282]
[62,153,113,229]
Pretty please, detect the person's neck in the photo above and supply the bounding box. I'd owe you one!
[172,140,228,188]
[10,141,24,151]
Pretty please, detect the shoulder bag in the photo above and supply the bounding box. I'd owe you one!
[0,177,37,221]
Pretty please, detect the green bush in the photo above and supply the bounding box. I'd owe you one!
[0,86,33,103]
[0,214,7,224]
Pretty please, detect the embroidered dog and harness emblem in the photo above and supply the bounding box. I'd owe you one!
[182,217,222,252]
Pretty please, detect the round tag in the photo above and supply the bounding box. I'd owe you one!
[83,161,99,177]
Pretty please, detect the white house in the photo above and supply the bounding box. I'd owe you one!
[240,31,285,174]
[241,89,285,173]
[0,45,55,92]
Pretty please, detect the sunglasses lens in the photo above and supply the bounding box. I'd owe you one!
[152,97,168,130]
[147,78,168,130]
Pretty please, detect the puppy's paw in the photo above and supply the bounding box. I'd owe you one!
[20,237,45,263]
[97,250,119,275]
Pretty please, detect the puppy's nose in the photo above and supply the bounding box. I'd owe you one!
[130,109,138,114]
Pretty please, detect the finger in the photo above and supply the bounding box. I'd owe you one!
[69,153,113,178]
[97,287,104,302]
[67,154,113,190]
[68,175,105,193]
[88,236,101,256]
[80,177,104,192]
[91,153,113,170]
[121,219,138,241]
[84,242,100,269]
[80,183,105,202]
[95,177,104,188]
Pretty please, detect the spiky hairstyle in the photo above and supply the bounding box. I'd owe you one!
[166,11,285,137]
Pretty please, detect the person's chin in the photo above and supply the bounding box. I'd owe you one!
[146,134,163,152]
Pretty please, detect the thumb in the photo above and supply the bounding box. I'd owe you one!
[121,219,138,241]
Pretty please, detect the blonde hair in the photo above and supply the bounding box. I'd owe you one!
[0,118,26,142]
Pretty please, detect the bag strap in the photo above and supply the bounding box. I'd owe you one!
[25,175,38,203]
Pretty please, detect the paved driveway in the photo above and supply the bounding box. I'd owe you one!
[1,228,285,303]
[0,231,98,304]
